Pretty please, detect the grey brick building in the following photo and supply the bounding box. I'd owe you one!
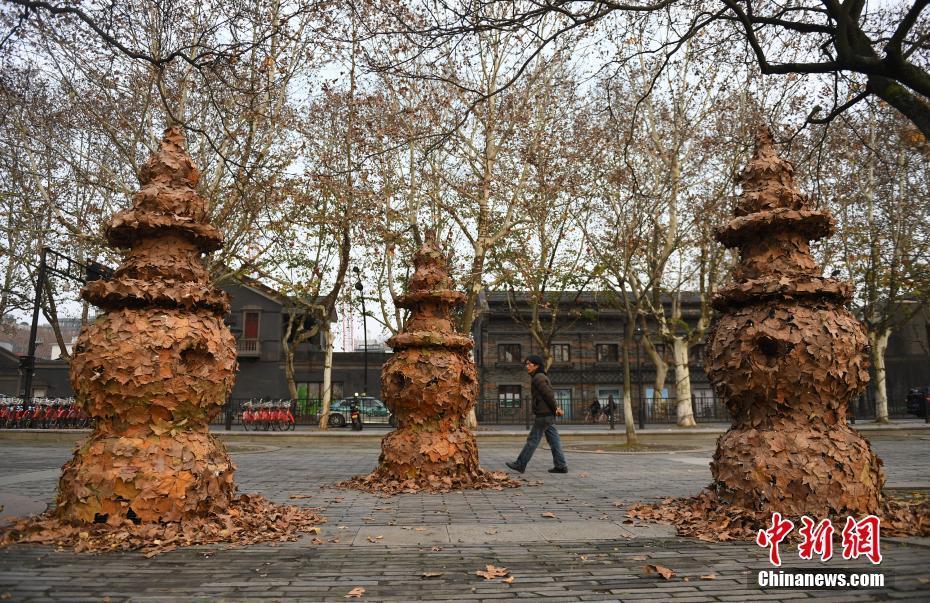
[471,291,930,423]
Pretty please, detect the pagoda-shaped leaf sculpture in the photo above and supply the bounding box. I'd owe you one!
[343,234,517,494]
[58,127,239,522]
[1,127,322,554]
[705,127,883,517]
[630,127,927,539]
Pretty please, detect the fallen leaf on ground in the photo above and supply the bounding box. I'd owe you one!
[366,535,384,543]
[916,576,929,584]
[431,546,443,551]
[421,572,444,579]
[475,564,509,580]
[485,529,498,535]
[700,574,717,580]
[643,564,675,580]
[541,512,556,519]
[289,494,313,499]
[579,555,589,561]
[345,586,365,598]
[503,576,515,584]
[579,472,590,478]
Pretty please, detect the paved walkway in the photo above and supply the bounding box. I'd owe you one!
[0,432,928,601]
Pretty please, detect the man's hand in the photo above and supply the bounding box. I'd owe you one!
[555,408,564,417]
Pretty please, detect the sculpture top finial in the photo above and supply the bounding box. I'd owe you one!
[104,127,223,252]
[734,124,810,216]
[712,122,846,309]
[82,127,229,314]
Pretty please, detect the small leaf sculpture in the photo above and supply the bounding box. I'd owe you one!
[342,233,518,494]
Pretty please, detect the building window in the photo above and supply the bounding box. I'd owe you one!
[596,343,619,363]
[243,310,260,339]
[498,385,522,408]
[550,343,570,363]
[498,343,522,363]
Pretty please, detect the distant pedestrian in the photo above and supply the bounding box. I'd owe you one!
[506,355,568,474]
[588,399,601,423]
[606,394,616,429]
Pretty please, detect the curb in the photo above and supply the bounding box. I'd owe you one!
[0,421,927,445]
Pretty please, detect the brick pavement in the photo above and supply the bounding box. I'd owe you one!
[0,433,928,601]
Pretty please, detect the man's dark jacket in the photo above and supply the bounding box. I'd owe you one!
[530,371,559,417]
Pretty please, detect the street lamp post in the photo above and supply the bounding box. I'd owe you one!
[634,326,645,430]
[353,267,368,396]
[21,247,113,403]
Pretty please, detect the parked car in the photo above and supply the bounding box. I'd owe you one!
[328,397,394,427]
[906,387,930,418]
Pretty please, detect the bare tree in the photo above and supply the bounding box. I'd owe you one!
[369,0,930,137]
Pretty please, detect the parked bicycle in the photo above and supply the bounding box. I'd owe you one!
[240,399,295,431]
[0,397,90,429]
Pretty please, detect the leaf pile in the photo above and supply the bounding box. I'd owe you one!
[56,127,241,525]
[0,493,325,556]
[628,490,930,542]
[341,234,520,495]
[699,126,883,520]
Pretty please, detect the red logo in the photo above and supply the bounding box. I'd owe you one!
[756,514,882,566]
[756,512,795,566]
[841,515,882,564]
[798,516,835,561]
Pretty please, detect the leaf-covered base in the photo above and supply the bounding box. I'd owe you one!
[628,489,930,542]
[0,493,325,556]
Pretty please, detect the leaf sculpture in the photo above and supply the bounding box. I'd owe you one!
[629,126,929,540]
[340,233,519,495]
[0,127,323,552]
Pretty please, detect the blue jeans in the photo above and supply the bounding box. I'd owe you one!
[515,415,567,469]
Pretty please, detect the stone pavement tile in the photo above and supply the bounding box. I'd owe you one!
[448,523,533,544]
[353,525,450,545]
[621,523,679,539]
[532,520,633,542]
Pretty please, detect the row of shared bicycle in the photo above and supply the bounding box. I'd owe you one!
[240,399,296,431]
[0,397,92,429]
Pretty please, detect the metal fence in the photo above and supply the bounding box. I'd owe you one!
[474,395,730,427]
[212,397,393,429]
[211,390,926,429]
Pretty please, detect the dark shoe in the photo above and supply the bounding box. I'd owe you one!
[506,461,525,474]
[548,467,568,474]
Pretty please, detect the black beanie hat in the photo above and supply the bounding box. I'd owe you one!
[524,354,546,372]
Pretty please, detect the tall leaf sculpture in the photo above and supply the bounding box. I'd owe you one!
[630,127,929,539]
[2,128,322,554]
[344,234,517,494]
[58,127,239,522]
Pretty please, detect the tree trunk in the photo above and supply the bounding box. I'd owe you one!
[283,340,298,400]
[622,331,638,445]
[869,327,892,423]
[672,336,696,427]
[465,407,478,429]
[651,357,668,421]
[318,326,334,430]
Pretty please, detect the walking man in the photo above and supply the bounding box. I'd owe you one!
[506,355,568,474]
